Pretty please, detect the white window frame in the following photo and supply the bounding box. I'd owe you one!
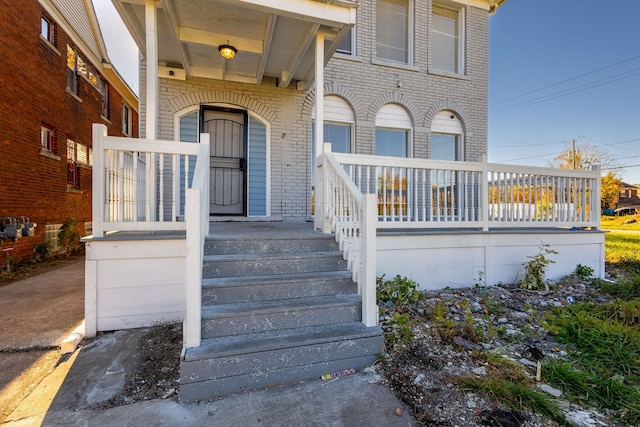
[430,110,464,160]
[336,27,355,56]
[41,15,54,44]
[375,0,413,65]
[40,125,54,152]
[431,3,465,76]
[66,44,78,95]
[375,104,413,158]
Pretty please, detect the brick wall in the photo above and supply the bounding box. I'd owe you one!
[0,0,138,266]
[143,0,489,221]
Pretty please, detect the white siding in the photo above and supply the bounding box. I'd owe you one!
[375,104,412,129]
[377,231,604,291]
[313,96,354,123]
[248,117,268,216]
[432,111,463,134]
[85,238,186,335]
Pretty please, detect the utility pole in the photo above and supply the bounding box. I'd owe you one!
[571,139,576,170]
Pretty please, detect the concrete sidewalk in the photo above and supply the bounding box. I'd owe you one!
[1,259,414,426]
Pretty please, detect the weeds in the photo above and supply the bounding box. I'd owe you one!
[376,275,421,306]
[574,264,594,279]
[458,354,566,424]
[384,312,414,345]
[544,301,640,425]
[520,244,558,291]
[595,275,640,300]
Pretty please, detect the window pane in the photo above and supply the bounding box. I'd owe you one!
[431,133,457,160]
[41,17,50,39]
[337,28,352,55]
[324,123,351,153]
[376,128,408,157]
[376,0,408,63]
[432,6,459,73]
[67,140,76,162]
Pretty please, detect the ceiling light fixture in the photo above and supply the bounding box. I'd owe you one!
[218,43,237,60]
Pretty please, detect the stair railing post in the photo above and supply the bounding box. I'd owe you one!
[361,193,378,327]
[185,189,202,348]
[322,143,333,234]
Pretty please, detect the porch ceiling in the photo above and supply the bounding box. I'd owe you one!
[113,0,356,88]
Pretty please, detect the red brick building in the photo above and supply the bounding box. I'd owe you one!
[0,0,139,267]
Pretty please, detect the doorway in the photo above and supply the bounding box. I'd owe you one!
[201,107,247,216]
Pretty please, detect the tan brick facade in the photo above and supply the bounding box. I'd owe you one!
[142,0,489,221]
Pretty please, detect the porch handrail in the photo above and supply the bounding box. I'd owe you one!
[318,145,378,327]
[331,152,601,230]
[185,134,210,348]
[92,124,210,348]
[92,124,206,236]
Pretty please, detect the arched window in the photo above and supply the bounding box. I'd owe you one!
[312,95,354,153]
[431,110,463,161]
[375,104,412,157]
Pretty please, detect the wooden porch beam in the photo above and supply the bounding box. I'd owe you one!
[279,23,320,88]
[219,0,356,27]
[256,14,276,86]
[159,0,191,76]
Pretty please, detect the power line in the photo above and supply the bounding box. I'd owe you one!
[491,67,640,114]
[490,54,640,107]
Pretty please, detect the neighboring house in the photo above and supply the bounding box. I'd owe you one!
[0,0,138,266]
[86,0,604,401]
[614,182,640,210]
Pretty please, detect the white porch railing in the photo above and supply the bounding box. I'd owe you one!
[91,124,209,347]
[317,144,378,328]
[317,149,601,328]
[330,152,601,230]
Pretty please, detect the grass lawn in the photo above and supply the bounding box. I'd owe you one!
[601,214,640,231]
[605,232,640,264]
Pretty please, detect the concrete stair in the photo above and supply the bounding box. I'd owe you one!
[180,225,384,402]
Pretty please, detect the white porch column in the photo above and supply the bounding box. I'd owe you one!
[145,0,158,140]
[314,33,325,231]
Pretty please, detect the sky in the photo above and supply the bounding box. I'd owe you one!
[93,0,640,184]
[488,0,640,184]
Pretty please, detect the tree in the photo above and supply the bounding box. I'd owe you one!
[550,141,618,171]
[550,140,624,210]
[601,171,623,209]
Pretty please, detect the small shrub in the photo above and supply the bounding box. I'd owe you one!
[520,244,558,291]
[376,275,421,306]
[574,264,594,279]
[58,217,82,255]
[384,312,414,345]
[32,243,50,262]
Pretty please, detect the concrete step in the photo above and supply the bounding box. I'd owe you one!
[201,294,362,339]
[201,271,356,305]
[202,251,348,278]
[180,323,384,402]
[205,235,339,255]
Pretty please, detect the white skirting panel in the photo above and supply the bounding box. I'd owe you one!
[376,230,605,291]
[84,237,187,336]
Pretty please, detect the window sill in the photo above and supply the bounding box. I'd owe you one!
[101,115,112,125]
[428,69,470,81]
[39,148,61,161]
[371,58,420,72]
[38,36,60,55]
[333,53,362,63]
[66,187,83,194]
[65,88,82,102]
